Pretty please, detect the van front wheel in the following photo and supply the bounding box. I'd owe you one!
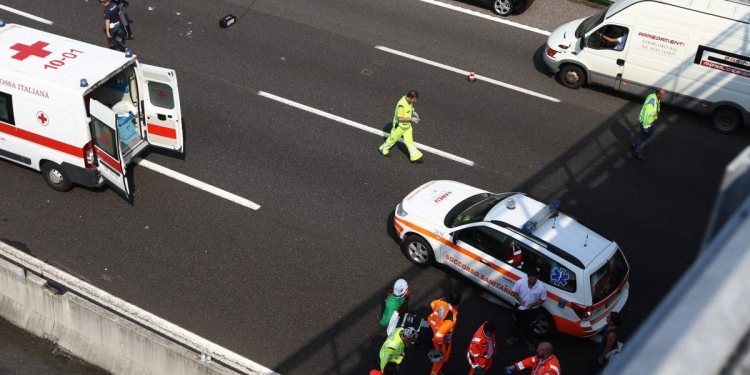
[711,107,741,134]
[42,162,73,192]
[560,65,585,89]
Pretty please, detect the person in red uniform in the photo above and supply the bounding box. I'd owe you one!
[505,342,561,375]
[467,321,497,375]
[428,292,462,375]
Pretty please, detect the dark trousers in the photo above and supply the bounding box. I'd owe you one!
[587,356,605,375]
[633,125,653,154]
[107,22,123,49]
[511,307,539,342]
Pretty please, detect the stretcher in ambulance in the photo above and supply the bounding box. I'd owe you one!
[0,22,183,199]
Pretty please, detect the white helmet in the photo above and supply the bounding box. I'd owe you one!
[393,279,408,297]
[428,349,444,363]
[401,327,418,341]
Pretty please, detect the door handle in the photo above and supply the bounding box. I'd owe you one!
[617,59,625,66]
[480,259,489,265]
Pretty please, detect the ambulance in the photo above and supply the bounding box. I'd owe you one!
[0,22,183,198]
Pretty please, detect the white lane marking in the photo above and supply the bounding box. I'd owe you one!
[419,0,550,36]
[0,4,54,25]
[257,91,475,166]
[133,157,261,210]
[375,46,561,103]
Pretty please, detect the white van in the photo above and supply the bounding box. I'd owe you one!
[0,22,182,199]
[543,0,750,134]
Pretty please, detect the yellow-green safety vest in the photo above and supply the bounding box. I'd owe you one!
[638,93,660,129]
[393,96,414,129]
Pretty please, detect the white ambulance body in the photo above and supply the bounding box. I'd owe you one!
[543,0,750,134]
[0,22,182,199]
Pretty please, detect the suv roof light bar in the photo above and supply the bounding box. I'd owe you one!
[521,200,561,234]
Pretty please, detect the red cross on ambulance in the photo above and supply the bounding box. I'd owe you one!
[36,111,49,126]
[10,41,52,61]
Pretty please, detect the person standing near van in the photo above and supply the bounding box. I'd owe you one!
[113,0,134,40]
[100,0,122,49]
[506,268,546,352]
[378,90,424,163]
[588,312,622,374]
[631,89,666,161]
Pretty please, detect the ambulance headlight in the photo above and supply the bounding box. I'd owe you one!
[80,79,89,87]
[125,49,133,58]
[396,202,408,217]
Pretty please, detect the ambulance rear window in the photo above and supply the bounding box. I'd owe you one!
[148,82,175,110]
[0,93,14,125]
[590,249,629,304]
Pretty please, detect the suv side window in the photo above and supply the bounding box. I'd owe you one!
[457,226,508,258]
[505,240,577,293]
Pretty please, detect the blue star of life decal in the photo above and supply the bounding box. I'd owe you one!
[551,267,570,287]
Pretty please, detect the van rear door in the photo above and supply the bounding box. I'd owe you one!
[89,100,131,199]
[137,63,184,152]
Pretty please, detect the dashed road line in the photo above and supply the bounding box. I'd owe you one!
[419,0,550,36]
[257,91,475,166]
[133,157,261,210]
[0,4,54,25]
[375,46,561,103]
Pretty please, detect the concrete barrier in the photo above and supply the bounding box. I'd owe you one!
[0,241,279,375]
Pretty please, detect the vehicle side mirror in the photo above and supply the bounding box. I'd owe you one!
[451,231,460,244]
[580,37,585,50]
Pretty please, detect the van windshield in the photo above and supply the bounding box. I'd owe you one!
[590,248,629,304]
[575,7,609,38]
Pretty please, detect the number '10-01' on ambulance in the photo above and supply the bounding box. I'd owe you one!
[0,22,183,199]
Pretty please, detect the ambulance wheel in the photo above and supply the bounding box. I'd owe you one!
[401,235,435,267]
[42,162,73,192]
[711,107,741,134]
[492,0,514,16]
[532,308,556,338]
[559,65,585,89]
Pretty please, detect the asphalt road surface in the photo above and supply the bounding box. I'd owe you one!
[1,0,748,374]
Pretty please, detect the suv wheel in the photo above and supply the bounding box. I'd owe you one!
[492,0,514,16]
[401,235,435,267]
[532,308,557,337]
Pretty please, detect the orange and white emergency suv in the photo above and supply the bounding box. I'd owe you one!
[394,180,630,338]
[0,22,183,199]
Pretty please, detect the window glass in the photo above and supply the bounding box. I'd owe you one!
[148,81,174,110]
[92,118,118,160]
[0,93,14,125]
[576,6,608,38]
[458,226,508,258]
[591,249,629,304]
[589,25,629,51]
[506,240,577,293]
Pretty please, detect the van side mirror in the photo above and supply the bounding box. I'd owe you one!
[579,37,585,50]
[451,231,460,244]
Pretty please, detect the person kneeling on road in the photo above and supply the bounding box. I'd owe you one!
[379,327,418,371]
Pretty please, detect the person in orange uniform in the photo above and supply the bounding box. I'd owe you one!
[505,342,561,375]
[427,292,462,375]
[467,321,497,375]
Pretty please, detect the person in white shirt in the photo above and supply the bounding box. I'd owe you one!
[600,26,628,51]
[506,268,547,351]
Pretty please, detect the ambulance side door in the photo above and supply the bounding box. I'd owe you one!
[137,63,184,152]
[89,100,131,199]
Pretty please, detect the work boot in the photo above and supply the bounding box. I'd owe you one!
[411,157,424,164]
[379,147,390,157]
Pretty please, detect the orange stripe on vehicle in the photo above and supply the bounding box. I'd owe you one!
[147,123,177,139]
[395,218,578,307]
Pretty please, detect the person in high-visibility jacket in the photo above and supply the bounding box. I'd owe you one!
[427,292,462,375]
[467,321,497,375]
[379,90,424,163]
[505,342,561,375]
[631,89,666,161]
[379,327,418,371]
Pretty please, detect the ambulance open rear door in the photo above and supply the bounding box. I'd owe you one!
[138,64,184,152]
[89,100,131,199]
